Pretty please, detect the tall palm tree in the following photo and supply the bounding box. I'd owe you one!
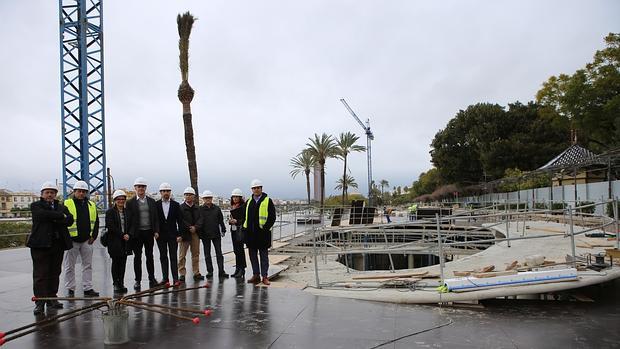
[380,179,389,202]
[306,133,337,209]
[177,12,199,193]
[335,132,365,206]
[334,174,358,202]
[290,150,315,205]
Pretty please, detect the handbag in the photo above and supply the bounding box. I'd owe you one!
[99,228,109,247]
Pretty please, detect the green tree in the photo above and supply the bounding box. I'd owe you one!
[379,179,389,202]
[289,150,315,205]
[537,33,620,152]
[334,174,358,202]
[335,132,365,206]
[177,12,199,193]
[306,133,338,208]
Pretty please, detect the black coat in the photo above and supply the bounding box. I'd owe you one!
[243,193,276,249]
[156,200,184,241]
[199,204,226,240]
[27,199,74,250]
[229,202,245,243]
[105,207,131,258]
[125,196,160,236]
[179,202,202,241]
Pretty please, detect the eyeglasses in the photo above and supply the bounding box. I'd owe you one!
[160,190,171,192]
[251,187,261,190]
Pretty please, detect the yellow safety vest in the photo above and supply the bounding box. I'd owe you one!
[243,195,270,230]
[64,198,97,237]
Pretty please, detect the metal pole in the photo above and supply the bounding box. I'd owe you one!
[293,208,297,238]
[568,208,577,268]
[383,228,395,273]
[435,213,445,283]
[312,227,321,288]
[279,211,282,240]
[614,199,619,250]
[505,201,511,248]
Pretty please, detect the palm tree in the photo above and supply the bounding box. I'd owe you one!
[334,174,358,202]
[380,179,389,203]
[306,133,337,208]
[177,12,199,193]
[290,150,315,205]
[335,132,365,206]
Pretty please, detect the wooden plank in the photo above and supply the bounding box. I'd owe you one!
[351,271,428,280]
[471,270,518,278]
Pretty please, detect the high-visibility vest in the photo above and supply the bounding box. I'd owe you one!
[243,195,270,230]
[64,198,97,237]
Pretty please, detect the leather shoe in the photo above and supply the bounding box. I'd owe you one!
[179,275,186,282]
[33,301,45,315]
[113,285,124,293]
[134,281,141,291]
[205,273,214,279]
[149,279,159,288]
[47,300,64,309]
[67,289,75,297]
[193,273,205,281]
[234,268,245,278]
[84,289,100,297]
[247,275,260,284]
[261,277,270,285]
[219,272,229,279]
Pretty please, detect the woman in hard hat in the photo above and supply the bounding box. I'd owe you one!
[105,190,132,294]
[228,188,246,278]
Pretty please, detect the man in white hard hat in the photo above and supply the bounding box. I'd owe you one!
[198,190,228,279]
[125,177,161,290]
[27,181,74,315]
[243,179,276,285]
[178,186,204,282]
[155,183,184,286]
[62,181,100,297]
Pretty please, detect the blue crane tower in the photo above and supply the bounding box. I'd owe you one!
[59,0,107,208]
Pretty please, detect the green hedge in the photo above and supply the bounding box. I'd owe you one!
[0,222,31,249]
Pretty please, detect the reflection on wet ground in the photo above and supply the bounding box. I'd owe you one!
[1,245,619,348]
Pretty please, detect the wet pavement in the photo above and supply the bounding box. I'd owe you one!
[1,244,619,348]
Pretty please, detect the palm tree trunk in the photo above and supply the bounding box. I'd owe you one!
[305,171,311,205]
[320,163,326,209]
[182,103,198,193]
[341,156,347,206]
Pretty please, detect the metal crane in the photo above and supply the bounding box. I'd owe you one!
[339,98,374,206]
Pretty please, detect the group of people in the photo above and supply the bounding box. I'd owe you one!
[27,178,276,315]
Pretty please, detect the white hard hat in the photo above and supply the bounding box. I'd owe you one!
[200,190,213,198]
[40,181,58,192]
[112,190,127,200]
[73,180,88,191]
[133,177,148,186]
[183,187,196,195]
[250,179,263,188]
[231,188,243,197]
[159,182,172,191]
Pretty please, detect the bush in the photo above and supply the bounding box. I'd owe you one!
[534,203,548,210]
[0,222,31,249]
[607,200,620,218]
[577,201,595,214]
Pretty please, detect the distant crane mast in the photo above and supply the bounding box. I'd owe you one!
[339,99,374,206]
[59,0,107,208]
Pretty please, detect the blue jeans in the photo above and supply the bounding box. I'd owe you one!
[248,248,269,277]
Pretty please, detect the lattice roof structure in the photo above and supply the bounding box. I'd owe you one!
[538,144,603,171]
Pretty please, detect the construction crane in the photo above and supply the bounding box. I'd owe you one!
[59,0,107,208]
[339,98,374,206]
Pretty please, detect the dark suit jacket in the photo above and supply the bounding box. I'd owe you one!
[27,199,74,250]
[156,199,184,241]
[105,207,131,258]
[125,196,160,236]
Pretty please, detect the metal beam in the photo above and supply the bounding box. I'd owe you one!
[59,0,107,208]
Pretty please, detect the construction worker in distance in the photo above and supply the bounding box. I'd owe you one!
[62,180,100,297]
[178,187,204,282]
[27,181,74,315]
[198,190,229,279]
[243,179,276,285]
[155,183,184,286]
[126,177,160,291]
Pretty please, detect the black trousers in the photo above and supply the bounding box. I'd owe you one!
[111,255,127,286]
[201,237,225,274]
[157,238,179,282]
[231,234,246,270]
[248,248,269,277]
[133,229,155,281]
[31,238,65,297]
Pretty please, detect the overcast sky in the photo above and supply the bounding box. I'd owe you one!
[1,0,619,199]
